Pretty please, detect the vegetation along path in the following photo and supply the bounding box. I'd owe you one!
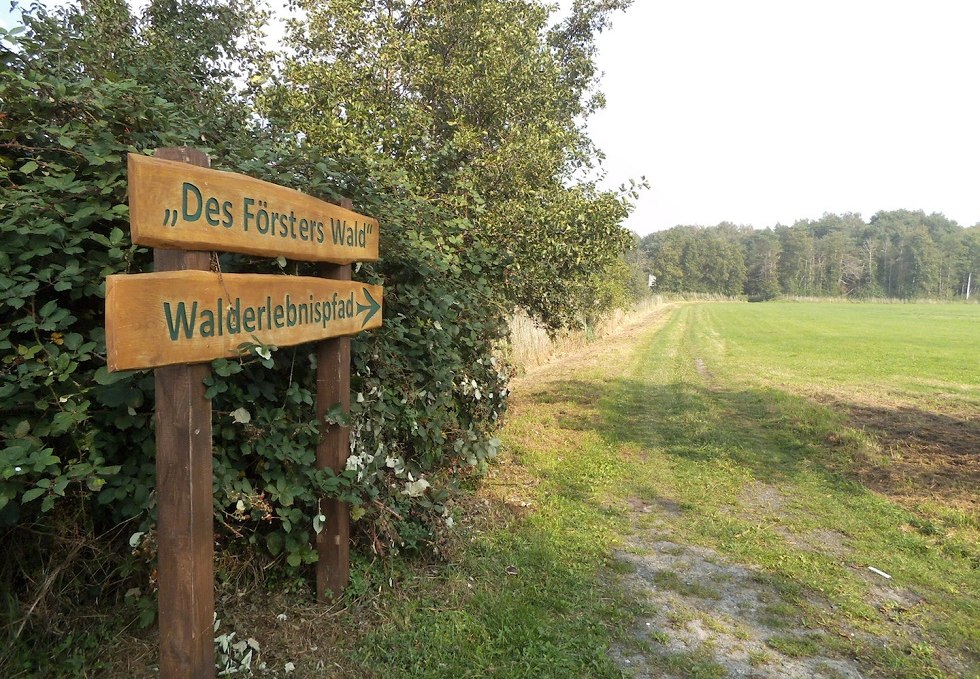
[499,302,978,679]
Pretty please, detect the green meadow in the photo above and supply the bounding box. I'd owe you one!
[324,302,977,678]
[703,302,980,400]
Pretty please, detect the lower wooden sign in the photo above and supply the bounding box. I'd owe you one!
[106,271,383,371]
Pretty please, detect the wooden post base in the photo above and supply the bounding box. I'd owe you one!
[152,147,215,679]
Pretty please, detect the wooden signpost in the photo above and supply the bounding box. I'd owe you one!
[107,148,382,678]
[106,271,382,370]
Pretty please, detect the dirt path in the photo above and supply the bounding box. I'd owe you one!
[610,524,867,679]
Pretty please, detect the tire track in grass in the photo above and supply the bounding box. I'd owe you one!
[599,306,864,678]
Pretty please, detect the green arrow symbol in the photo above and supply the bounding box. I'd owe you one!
[356,287,381,327]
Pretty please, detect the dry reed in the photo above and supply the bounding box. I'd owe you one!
[505,296,666,373]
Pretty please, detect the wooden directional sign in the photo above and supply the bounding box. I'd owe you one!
[112,148,381,679]
[106,271,383,371]
[128,154,379,264]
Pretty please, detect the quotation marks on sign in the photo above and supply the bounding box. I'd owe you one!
[162,207,179,227]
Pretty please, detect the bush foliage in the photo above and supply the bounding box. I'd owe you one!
[0,0,639,662]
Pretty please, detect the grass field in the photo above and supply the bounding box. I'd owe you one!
[583,302,979,677]
[336,301,978,678]
[472,301,976,678]
[508,301,980,678]
[705,303,979,401]
[97,302,978,678]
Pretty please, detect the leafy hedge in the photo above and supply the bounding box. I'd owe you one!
[0,2,637,662]
[1,18,507,550]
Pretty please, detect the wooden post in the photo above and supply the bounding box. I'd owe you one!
[315,197,354,602]
[152,147,215,678]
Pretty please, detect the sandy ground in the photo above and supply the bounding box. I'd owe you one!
[609,510,868,679]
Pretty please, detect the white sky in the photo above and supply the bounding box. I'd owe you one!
[585,0,980,234]
[4,1,979,234]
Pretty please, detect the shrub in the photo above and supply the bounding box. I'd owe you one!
[0,3,635,668]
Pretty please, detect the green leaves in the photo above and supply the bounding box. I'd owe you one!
[0,4,237,531]
[641,210,976,300]
[2,0,636,609]
[270,0,636,332]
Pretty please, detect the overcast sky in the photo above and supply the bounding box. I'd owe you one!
[585,0,980,234]
[5,1,979,235]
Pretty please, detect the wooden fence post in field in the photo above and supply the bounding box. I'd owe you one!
[151,147,215,679]
[315,197,354,602]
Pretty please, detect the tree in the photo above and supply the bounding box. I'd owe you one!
[637,210,973,300]
[960,226,980,298]
[640,228,687,292]
[621,232,655,300]
[869,210,955,298]
[899,228,941,298]
[745,229,782,300]
[264,0,636,329]
[776,224,815,295]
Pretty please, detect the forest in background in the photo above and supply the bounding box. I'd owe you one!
[640,210,980,300]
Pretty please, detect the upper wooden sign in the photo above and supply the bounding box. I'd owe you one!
[128,154,379,263]
[106,271,383,371]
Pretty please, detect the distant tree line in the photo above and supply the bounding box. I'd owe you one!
[639,210,980,300]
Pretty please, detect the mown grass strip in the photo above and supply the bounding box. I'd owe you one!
[592,303,979,677]
[351,396,648,677]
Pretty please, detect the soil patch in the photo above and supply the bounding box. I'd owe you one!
[694,357,715,382]
[819,394,980,514]
[777,528,850,559]
[738,481,786,514]
[610,538,864,679]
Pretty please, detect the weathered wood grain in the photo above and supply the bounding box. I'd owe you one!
[315,198,354,601]
[152,147,215,679]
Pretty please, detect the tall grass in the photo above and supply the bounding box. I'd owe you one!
[660,291,745,302]
[506,296,666,372]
